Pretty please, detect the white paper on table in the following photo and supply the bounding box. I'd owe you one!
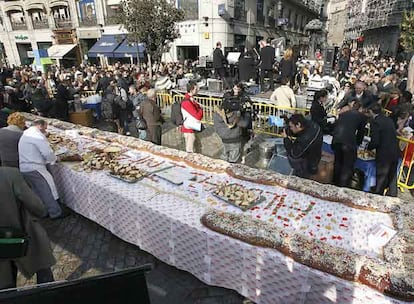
[155,167,195,185]
[55,147,69,156]
[64,130,79,138]
[368,224,397,251]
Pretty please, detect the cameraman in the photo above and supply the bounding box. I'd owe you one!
[282,114,323,178]
[214,83,252,163]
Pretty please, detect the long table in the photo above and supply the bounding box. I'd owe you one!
[49,129,408,304]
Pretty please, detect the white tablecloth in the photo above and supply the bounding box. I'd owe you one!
[50,157,408,304]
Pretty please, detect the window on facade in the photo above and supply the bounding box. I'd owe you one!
[256,0,264,25]
[106,0,120,19]
[53,7,70,20]
[234,0,246,21]
[9,11,24,23]
[178,0,198,20]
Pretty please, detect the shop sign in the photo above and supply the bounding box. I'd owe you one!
[15,35,28,40]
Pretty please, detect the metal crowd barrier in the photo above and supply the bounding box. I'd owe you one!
[397,136,414,191]
[155,91,414,193]
[170,94,221,125]
[252,102,310,136]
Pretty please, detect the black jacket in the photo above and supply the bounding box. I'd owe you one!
[368,114,400,163]
[260,46,275,70]
[310,99,329,133]
[346,90,376,108]
[332,110,367,148]
[96,76,111,93]
[238,55,256,82]
[279,58,295,80]
[284,120,323,177]
[213,48,227,69]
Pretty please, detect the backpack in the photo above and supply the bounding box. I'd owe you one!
[171,100,184,126]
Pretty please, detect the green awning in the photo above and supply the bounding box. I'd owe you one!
[40,58,54,65]
[33,58,54,65]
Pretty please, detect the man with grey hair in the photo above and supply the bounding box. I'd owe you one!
[140,89,163,145]
[18,119,64,219]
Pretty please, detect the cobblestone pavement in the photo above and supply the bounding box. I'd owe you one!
[17,212,248,304]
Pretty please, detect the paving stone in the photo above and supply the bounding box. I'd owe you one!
[15,212,248,303]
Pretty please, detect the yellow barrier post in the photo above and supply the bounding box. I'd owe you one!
[397,136,414,191]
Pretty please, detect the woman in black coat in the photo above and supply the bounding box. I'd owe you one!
[279,48,296,86]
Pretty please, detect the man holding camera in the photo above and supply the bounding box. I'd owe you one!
[282,114,323,178]
[213,83,252,163]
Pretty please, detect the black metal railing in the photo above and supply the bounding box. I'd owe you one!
[11,22,27,31]
[32,19,49,29]
[54,18,73,28]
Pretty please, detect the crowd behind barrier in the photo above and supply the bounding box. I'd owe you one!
[153,91,414,192]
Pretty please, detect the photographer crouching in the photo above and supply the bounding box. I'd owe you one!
[282,114,323,178]
[213,83,253,163]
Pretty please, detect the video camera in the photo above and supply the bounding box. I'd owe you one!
[222,94,253,114]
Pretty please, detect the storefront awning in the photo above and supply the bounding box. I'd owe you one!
[88,35,124,58]
[47,44,77,59]
[113,40,145,58]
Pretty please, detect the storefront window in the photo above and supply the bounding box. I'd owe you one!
[234,0,246,21]
[105,0,120,24]
[177,0,198,20]
[256,0,264,25]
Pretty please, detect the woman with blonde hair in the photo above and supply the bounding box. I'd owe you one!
[0,112,25,167]
[279,48,296,86]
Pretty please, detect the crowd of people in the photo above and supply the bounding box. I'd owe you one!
[0,43,413,288]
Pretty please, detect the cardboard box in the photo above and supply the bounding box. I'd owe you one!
[69,109,93,127]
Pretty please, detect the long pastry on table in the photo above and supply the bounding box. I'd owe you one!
[201,209,414,302]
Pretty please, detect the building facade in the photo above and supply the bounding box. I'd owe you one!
[326,0,347,46]
[344,0,414,56]
[170,0,322,62]
[0,0,322,66]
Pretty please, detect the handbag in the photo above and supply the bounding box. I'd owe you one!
[0,201,29,259]
[183,116,202,131]
[136,117,147,130]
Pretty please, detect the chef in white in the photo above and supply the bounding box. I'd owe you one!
[18,119,63,219]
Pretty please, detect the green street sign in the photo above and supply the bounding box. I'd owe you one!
[15,35,28,40]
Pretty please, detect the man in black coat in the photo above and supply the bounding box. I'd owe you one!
[0,167,55,289]
[54,79,71,121]
[213,42,227,81]
[347,81,376,108]
[259,38,275,91]
[96,71,112,94]
[332,105,367,187]
[283,114,323,178]
[310,89,334,134]
[238,50,256,82]
[367,103,400,196]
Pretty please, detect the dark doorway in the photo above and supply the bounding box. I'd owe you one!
[177,46,199,62]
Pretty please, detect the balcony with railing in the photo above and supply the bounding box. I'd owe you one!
[79,16,97,27]
[54,18,73,29]
[11,22,27,31]
[32,19,49,29]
